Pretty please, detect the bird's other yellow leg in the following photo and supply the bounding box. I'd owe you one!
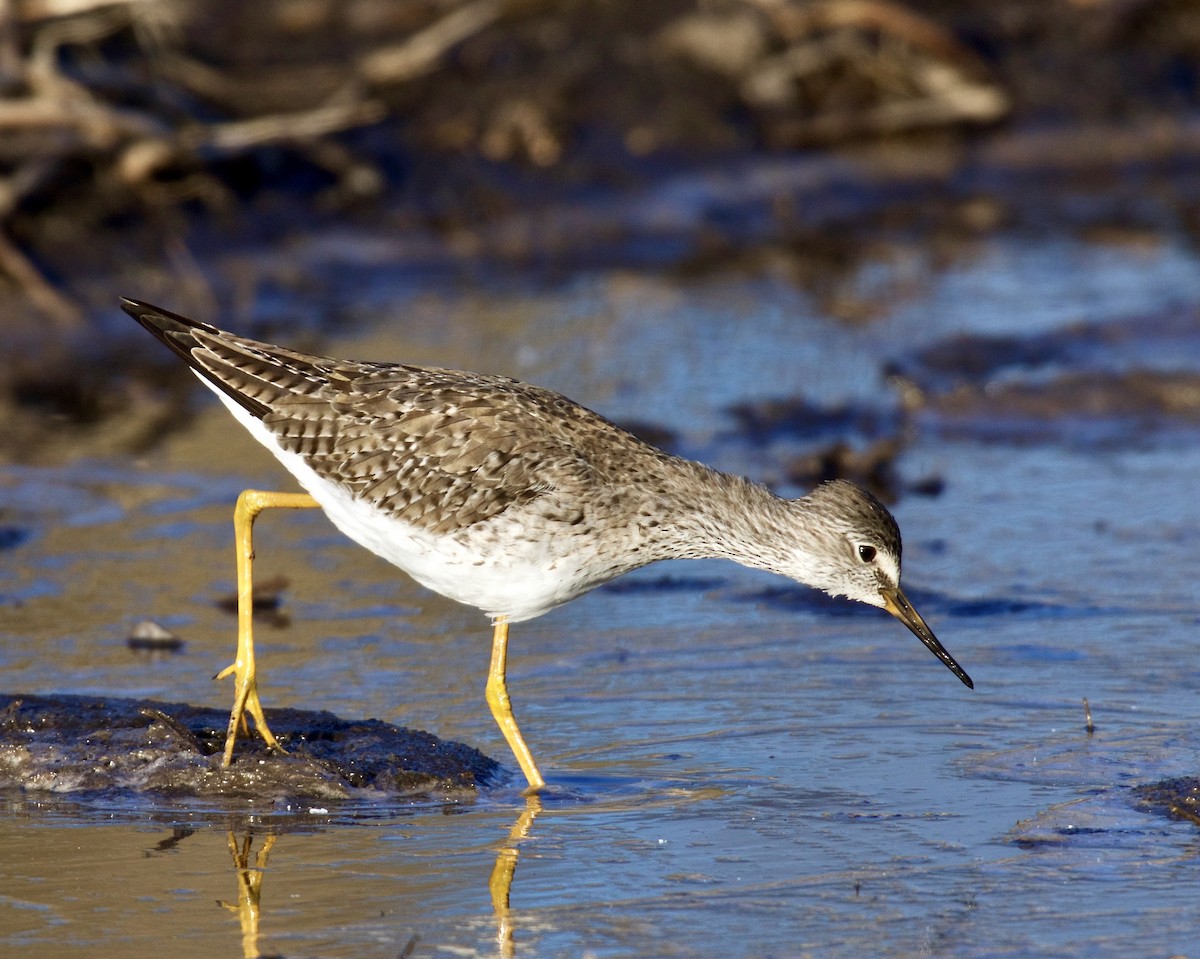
[216,489,319,767]
[485,618,545,793]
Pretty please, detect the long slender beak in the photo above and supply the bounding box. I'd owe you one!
[881,586,973,689]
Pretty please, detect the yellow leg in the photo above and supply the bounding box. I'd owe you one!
[216,489,319,766]
[485,618,545,793]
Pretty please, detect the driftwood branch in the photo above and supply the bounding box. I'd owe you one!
[0,230,82,327]
[0,0,504,319]
[741,0,1009,144]
[360,0,505,85]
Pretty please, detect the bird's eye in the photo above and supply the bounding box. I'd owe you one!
[857,545,877,563]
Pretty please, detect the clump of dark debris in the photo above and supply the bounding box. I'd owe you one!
[1134,777,1200,827]
[0,693,501,803]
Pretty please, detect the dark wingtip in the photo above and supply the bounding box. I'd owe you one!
[120,297,223,368]
[122,297,272,421]
[120,297,220,335]
[120,296,169,327]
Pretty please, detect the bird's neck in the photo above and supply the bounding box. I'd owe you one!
[653,460,812,575]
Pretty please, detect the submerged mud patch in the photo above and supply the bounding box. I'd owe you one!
[891,309,1200,447]
[716,392,941,502]
[913,369,1200,448]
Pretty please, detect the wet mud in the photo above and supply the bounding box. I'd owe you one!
[0,693,498,803]
[1136,778,1200,826]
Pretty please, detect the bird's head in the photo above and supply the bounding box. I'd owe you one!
[787,480,973,690]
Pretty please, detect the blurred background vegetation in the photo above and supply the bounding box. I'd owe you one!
[2,0,1199,457]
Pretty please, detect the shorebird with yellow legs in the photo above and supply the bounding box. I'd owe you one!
[123,297,973,793]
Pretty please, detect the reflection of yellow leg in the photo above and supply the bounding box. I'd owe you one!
[488,795,541,959]
[219,831,277,959]
[484,618,545,793]
[216,489,319,766]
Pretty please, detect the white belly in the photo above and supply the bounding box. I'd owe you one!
[206,379,595,622]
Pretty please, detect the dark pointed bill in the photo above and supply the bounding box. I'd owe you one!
[881,586,973,689]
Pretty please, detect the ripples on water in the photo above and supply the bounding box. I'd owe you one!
[3,231,1200,956]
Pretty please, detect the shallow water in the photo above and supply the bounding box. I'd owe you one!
[3,225,1200,957]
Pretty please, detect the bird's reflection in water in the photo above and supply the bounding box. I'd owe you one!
[215,796,542,959]
[489,795,542,958]
[219,831,277,959]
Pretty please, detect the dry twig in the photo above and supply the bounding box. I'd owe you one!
[0,0,507,317]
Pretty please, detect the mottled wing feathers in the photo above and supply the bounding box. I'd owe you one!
[265,367,594,533]
[121,297,610,535]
